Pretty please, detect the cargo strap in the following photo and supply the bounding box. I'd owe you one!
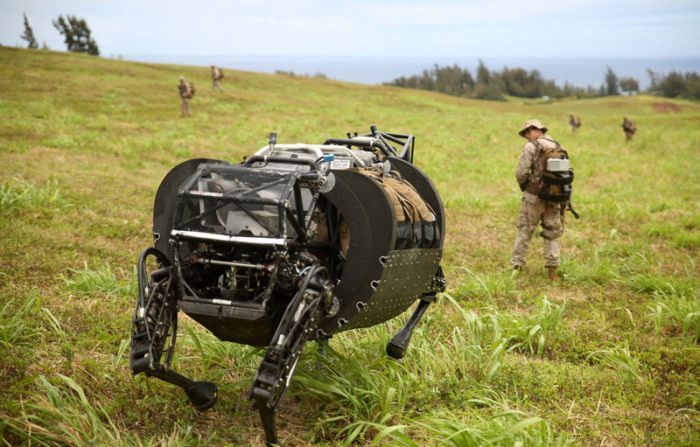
[353,168,436,223]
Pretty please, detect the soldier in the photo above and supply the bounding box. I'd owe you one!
[622,116,636,141]
[510,119,564,280]
[178,76,195,117]
[569,114,581,133]
[211,65,224,91]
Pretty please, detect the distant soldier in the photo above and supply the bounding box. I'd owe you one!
[569,114,581,133]
[510,119,566,281]
[622,116,636,141]
[211,65,224,91]
[178,76,195,117]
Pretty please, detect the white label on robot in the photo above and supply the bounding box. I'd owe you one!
[330,158,352,170]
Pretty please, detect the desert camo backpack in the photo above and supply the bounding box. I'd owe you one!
[533,139,574,203]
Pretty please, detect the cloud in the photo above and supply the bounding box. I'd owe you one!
[1,0,699,56]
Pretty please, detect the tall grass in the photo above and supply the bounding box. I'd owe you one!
[0,177,69,214]
[438,294,510,381]
[413,410,573,447]
[453,267,516,303]
[0,291,41,347]
[293,295,569,445]
[6,374,126,446]
[297,342,571,446]
[296,349,412,446]
[182,325,262,372]
[500,297,567,356]
[41,307,67,340]
[4,374,213,447]
[445,293,567,357]
[2,48,700,446]
[586,342,645,383]
[649,289,700,342]
[623,273,695,298]
[622,273,699,341]
[61,262,135,298]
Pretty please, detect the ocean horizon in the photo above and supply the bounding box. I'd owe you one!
[122,54,700,90]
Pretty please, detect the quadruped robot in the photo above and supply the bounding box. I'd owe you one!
[130,126,446,445]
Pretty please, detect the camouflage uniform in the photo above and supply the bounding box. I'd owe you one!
[622,116,636,141]
[510,133,564,268]
[211,66,223,91]
[569,114,581,133]
[178,77,193,117]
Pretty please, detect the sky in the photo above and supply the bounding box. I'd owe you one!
[2,0,700,58]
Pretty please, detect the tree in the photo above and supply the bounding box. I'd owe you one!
[619,77,639,95]
[604,67,619,95]
[501,67,546,98]
[645,70,700,100]
[20,13,39,49]
[646,69,661,94]
[52,15,99,55]
[460,69,475,95]
[476,60,491,85]
[658,71,686,98]
[473,60,505,100]
[386,60,602,100]
[685,72,700,100]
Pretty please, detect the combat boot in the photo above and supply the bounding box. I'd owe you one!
[547,266,560,281]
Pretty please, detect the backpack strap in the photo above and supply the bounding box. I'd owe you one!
[530,138,543,169]
[535,137,569,161]
[538,192,570,203]
[541,171,574,186]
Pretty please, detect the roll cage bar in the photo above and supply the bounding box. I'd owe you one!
[323,125,414,162]
[174,164,318,244]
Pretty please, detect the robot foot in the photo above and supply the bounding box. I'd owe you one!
[185,381,218,411]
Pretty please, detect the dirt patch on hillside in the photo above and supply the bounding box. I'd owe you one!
[651,102,681,113]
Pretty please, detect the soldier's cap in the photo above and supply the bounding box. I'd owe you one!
[179,75,185,81]
[518,119,547,137]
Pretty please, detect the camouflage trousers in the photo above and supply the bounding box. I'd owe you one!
[181,98,191,117]
[510,192,563,268]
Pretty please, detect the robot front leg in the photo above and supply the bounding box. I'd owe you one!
[130,247,218,411]
[386,295,434,359]
[386,266,446,360]
[248,266,330,447]
[147,365,218,411]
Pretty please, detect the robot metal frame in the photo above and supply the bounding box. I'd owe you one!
[130,125,446,446]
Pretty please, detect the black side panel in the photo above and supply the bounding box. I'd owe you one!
[388,157,446,248]
[342,248,441,331]
[152,158,228,259]
[316,170,396,336]
[179,299,273,347]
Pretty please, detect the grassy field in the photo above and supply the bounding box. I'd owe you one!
[0,47,698,446]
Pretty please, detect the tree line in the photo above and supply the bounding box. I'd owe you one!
[387,61,700,101]
[646,69,700,100]
[20,13,99,56]
[18,13,700,101]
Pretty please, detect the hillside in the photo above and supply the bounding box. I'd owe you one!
[0,47,699,446]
